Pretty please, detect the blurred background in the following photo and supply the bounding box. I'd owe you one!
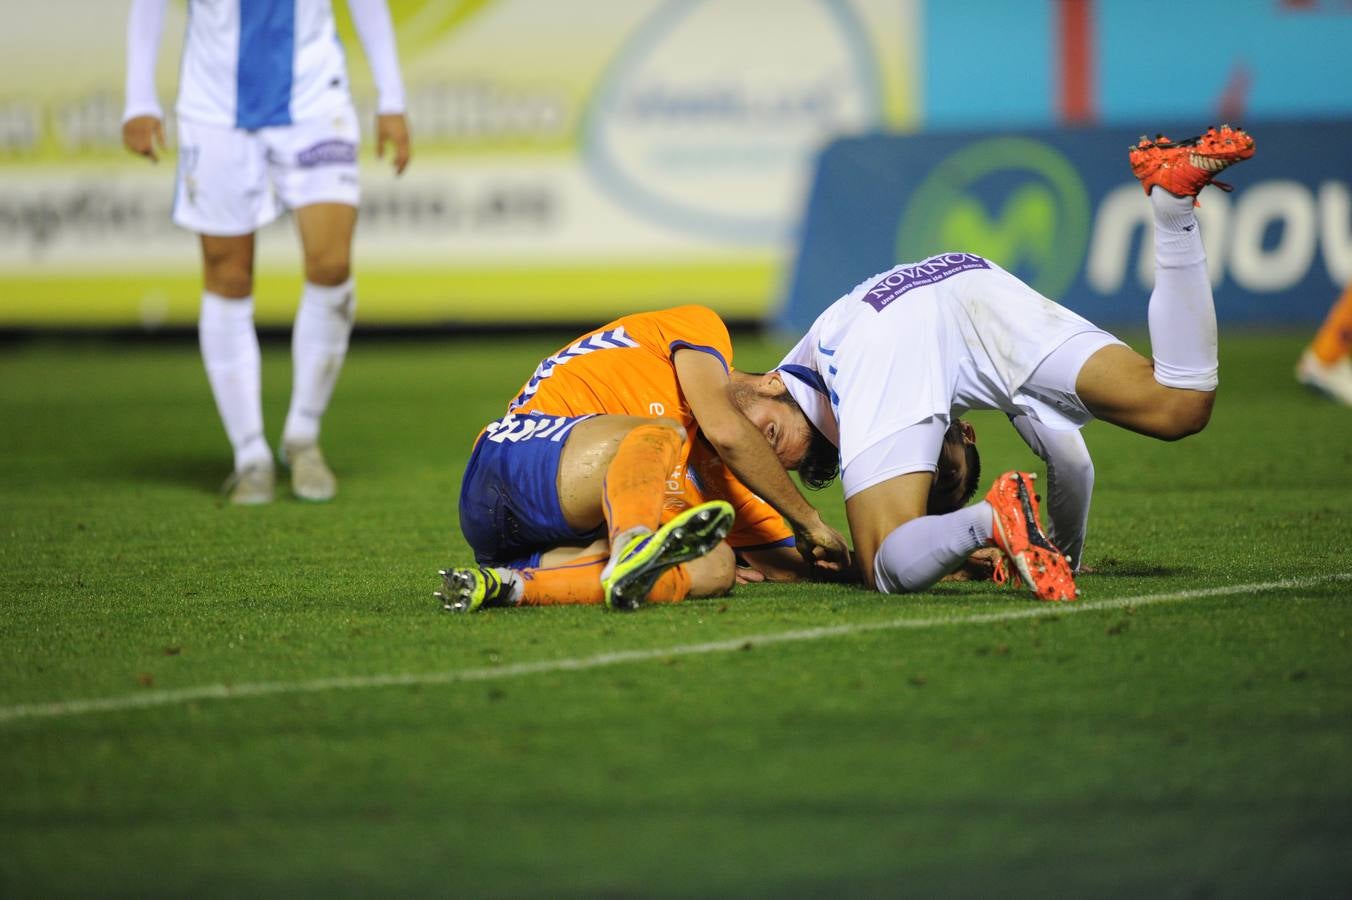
[1,0,1349,333]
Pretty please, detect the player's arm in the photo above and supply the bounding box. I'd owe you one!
[346,0,412,174]
[1009,414,1094,572]
[122,0,169,162]
[675,349,850,570]
[739,545,861,583]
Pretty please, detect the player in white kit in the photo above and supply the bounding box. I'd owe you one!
[122,0,411,504]
[778,126,1256,601]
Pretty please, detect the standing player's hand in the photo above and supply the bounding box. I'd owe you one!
[793,514,852,572]
[376,113,411,175]
[122,115,166,163]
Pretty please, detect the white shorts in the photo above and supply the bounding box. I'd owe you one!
[839,330,1124,501]
[173,106,361,236]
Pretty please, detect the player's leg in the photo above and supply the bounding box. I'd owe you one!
[279,202,357,500]
[198,233,272,503]
[844,418,983,591]
[537,532,737,600]
[174,118,279,504]
[551,414,685,537]
[269,107,363,501]
[1296,280,1352,405]
[555,415,735,608]
[1070,343,1213,440]
[446,414,732,610]
[847,420,1074,600]
[449,413,713,608]
[1074,126,1256,439]
[438,541,737,611]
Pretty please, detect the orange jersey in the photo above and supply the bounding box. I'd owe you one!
[507,305,733,434]
[504,305,789,551]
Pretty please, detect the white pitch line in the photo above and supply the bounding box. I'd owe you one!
[3,573,1349,725]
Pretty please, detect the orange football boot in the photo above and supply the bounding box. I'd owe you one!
[986,471,1078,602]
[1129,125,1255,205]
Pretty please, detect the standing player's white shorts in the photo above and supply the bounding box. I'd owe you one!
[173,104,361,236]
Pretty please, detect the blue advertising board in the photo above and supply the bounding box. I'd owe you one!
[780,122,1352,332]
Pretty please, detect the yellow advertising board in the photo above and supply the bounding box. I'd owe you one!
[0,0,918,327]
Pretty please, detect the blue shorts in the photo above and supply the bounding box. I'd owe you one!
[458,413,603,566]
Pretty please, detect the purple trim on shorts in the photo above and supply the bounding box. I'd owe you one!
[296,139,358,168]
[861,253,990,312]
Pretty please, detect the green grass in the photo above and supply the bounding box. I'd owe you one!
[2,330,1350,898]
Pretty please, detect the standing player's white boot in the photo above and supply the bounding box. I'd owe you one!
[224,463,275,505]
[282,442,337,502]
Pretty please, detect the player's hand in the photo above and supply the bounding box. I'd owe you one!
[735,565,766,585]
[376,113,411,175]
[122,115,166,163]
[940,547,1004,582]
[792,515,851,572]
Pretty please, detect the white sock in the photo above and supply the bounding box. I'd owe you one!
[282,279,356,448]
[600,526,649,582]
[494,567,524,605]
[199,292,270,471]
[1148,190,1218,390]
[872,503,993,593]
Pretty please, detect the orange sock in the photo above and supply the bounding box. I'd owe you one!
[602,424,684,545]
[1312,282,1352,364]
[516,554,692,606]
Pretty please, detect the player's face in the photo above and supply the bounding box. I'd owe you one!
[751,400,813,469]
[737,392,812,469]
[928,419,978,514]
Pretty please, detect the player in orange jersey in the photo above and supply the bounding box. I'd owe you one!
[437,305,854,612]
[1296,280,1352,405]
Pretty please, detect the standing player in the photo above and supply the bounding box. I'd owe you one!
[1295,280,1352,405]
[122,0,412,503]
[777,126,1255,600]
[436,305,854,611]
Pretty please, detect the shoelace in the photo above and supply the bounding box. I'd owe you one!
[991,555,1013,588]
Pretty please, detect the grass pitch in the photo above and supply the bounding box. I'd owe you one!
[2,329,1350,898]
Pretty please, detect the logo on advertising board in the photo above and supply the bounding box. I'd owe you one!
[581,0,884,243]
[894,137,1089,300]
[783,123,1352,332]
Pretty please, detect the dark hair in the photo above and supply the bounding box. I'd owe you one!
[960,441,981,504]
[797,419,840,490]
[925,422,981,513]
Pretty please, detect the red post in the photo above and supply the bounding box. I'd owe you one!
[1058,0,1096,125]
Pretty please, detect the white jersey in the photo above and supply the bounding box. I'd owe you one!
[178,0,349,128]
[778,253,1107,472]
[124,0,406,129]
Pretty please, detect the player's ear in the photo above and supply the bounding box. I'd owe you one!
[765,370,786,394]
[959,419,976,444]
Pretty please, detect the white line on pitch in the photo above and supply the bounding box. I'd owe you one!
[3,573,1349,725]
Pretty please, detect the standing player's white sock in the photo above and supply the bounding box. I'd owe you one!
[199,292,271,472]
[282,279,356,448]
[872,504,993,593]
[1147,190,1218,390]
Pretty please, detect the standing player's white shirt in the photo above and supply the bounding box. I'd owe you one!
[124,0,406,128]
[778,253,1106,472]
